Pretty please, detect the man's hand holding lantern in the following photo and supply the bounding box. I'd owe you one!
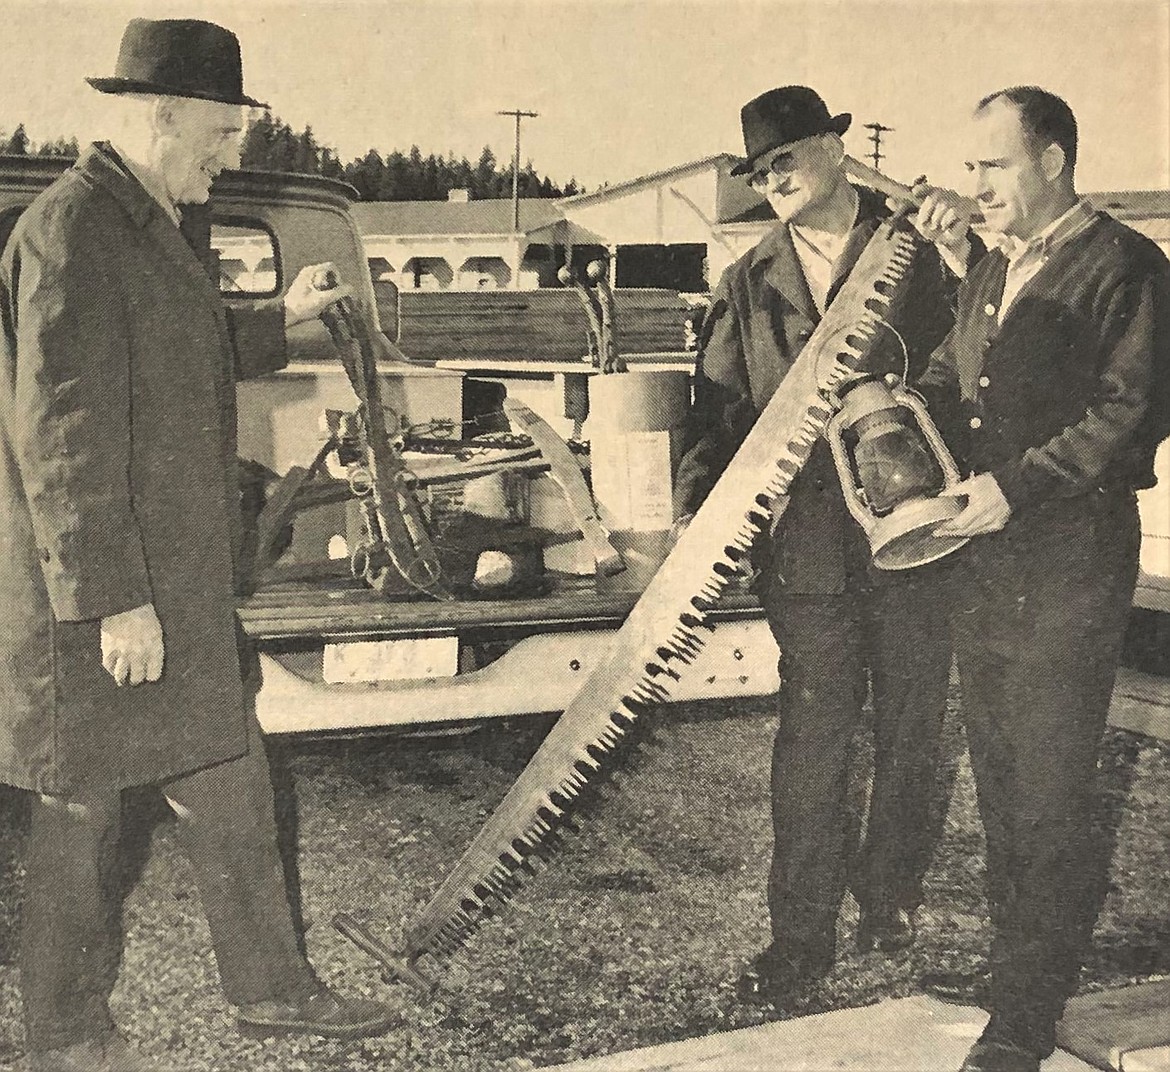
[935,472,1012,537]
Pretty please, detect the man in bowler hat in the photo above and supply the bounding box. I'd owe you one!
[675,86,972,1005]
[0,19,395,1070]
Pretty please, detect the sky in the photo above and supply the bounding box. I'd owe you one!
[1,0,1167,196]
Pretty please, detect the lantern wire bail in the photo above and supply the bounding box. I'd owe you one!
[816,315,911,405]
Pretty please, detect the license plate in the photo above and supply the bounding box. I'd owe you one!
[322,637,459,684]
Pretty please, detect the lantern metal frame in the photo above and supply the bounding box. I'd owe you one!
[826,374,971,570]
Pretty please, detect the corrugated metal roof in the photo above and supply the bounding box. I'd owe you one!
[353,198,564,237]
[555,154,740,207]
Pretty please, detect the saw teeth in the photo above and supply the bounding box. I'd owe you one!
[676,629,702,650]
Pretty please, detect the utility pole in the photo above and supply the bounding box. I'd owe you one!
[497,108,539,232]
[863,121,894,173]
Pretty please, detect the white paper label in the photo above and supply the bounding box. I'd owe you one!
[592,430,674,532]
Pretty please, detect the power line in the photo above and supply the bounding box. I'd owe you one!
[863,122,894,173]
[497,108,539,232]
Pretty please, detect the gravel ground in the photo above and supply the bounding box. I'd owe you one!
[0,694,1167,1072]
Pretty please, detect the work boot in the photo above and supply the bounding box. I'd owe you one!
[237,983,397,1040]
[26,1032,159,1072]
[735,945,829,1010]
[959,1040,1041,1072]
[856,906,916,953]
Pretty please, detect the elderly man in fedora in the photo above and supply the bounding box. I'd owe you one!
[0,18,395,1071]
[676,86,976,1007]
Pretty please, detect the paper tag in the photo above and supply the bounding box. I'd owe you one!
[593,430,674,532]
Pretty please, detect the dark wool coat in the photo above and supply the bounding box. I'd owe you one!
[919,211,1170,515]
[0,144,286,794]
[674,188,965,594]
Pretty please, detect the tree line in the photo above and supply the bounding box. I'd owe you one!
[0,124,80,158]
[1,112,581,200]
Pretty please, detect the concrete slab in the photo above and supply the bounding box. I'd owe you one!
[1119,1047,1170,1072]
[1057,982,1170,1072]
[540,996,1099,1072]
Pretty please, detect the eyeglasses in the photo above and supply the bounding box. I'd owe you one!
[746,133,834,189]
[748,149,800,189]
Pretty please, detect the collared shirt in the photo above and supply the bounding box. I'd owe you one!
[107,144,181,226]
[995,198,1097,322]
[789,186,860,314]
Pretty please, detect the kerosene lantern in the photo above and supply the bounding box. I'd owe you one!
[826,374,969,569]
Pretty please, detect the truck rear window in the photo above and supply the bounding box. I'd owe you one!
[212,220,280,298]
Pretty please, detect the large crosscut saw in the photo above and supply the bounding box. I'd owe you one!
[335,220,922,990]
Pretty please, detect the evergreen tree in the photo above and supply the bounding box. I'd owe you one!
[271,122,299,172]
[5,124,30,155]
[35,135,79,158]
[473,145,497,198]
[1,111,575,197]
[293,126,321,174]
[347,148,387,201]
[451,154,475,193]
[240,110,278,169]
[319,147,344,181]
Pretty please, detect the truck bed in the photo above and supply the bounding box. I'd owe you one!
[238,576,762,643]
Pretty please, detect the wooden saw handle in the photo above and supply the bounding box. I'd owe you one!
[844,155,983,224]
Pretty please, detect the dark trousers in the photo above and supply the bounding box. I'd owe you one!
[20,716,316,1053]
[757,564,953,974]
[952,493,1141,1057]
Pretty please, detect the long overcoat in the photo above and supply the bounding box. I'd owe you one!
[0,144,285,794]
[674,187,964,594]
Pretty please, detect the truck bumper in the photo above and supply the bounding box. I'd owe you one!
[255,618,781,734]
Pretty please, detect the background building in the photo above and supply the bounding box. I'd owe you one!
[353,155,780,293]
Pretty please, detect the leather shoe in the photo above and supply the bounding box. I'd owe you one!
[959,1040,1041,1072]
[27,1033,158,1072]
[735,950,825,1010]
[919,967,992,1008]
[856,907,915,953]
[237,984,398,1040]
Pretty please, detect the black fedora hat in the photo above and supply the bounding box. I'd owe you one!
[731,86,851,176]
[87,18,267,108]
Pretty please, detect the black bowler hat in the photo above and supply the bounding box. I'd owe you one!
[87,18,267,108]
[730,86,851,176]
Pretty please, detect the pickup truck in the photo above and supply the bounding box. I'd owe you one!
[2,155,1167,740]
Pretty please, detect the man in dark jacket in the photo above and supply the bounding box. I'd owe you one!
[911,86,1170,1072]
[0,19,394,1071]
[675,86,968,1006]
